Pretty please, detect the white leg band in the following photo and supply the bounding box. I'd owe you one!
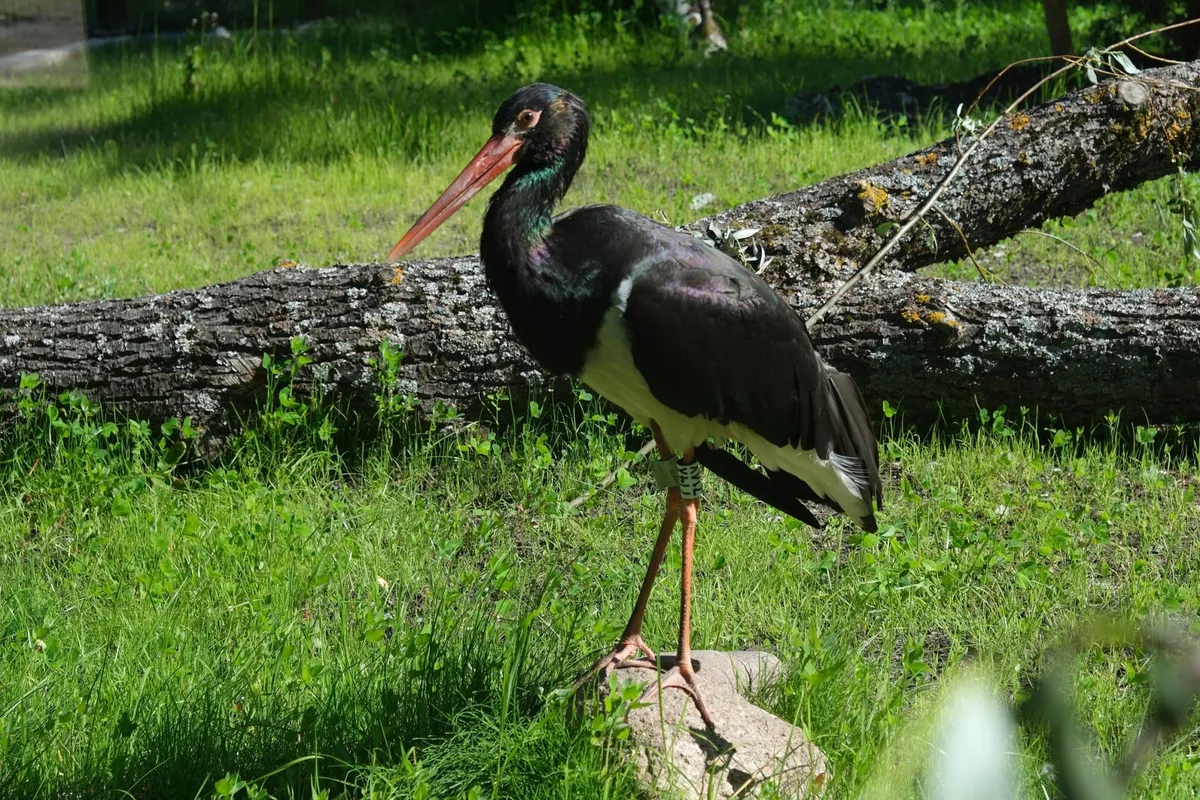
[678,460,703,499]
[651,458,680,490]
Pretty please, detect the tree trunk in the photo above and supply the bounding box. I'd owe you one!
[693,0,727,54]
[3,60,1200,444]
[1041,0,1073,57]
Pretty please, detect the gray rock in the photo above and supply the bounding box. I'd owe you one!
[598,650,829,799]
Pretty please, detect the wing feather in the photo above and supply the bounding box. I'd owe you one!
[549,205,882,525]
[694,444,824,528]
[827,369,884,509]
[622,240,831,453]
[618,227,882,520]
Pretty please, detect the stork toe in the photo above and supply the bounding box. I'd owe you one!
[638,662,716,730]
[572,636,660,693]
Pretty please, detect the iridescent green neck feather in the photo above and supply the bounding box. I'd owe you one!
[484,150,575,264]
[508,157,566,244]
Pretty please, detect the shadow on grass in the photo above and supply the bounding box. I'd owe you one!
[0,16,1052,176]
[0,573,618,799]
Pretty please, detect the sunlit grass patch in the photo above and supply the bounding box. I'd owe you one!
[3,2,1200,797]
[2,364,1198,797]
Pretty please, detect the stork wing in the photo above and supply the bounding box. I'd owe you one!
[620,231,883,517]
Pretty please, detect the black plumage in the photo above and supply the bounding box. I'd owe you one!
[692,444,824,528]
[491,199,883,529]
[385,83,886,728]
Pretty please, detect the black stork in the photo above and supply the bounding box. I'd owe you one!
[385,84,883,729]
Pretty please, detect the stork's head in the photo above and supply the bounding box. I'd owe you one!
[491,83,589,168]
[386,83,590,262]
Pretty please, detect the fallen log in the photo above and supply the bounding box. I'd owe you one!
[721,61,1200,293]
[3,60,1200,442]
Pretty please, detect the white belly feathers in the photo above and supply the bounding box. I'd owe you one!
[578,301,873,527]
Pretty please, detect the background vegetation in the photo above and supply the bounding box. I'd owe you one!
[2,1,1199,798]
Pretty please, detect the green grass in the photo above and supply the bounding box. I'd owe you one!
[4,0,1197,308]
[2,382,1198,798]
[3,1,1200,798]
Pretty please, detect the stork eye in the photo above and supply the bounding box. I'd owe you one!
[515,109,540,130]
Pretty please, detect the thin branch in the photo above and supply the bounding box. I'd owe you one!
[804,18,1200,332]
[807,73,1078,328]
[1125,42,1186,66]
[960,18,1200,132]
[956,53,1074,135]
[933,204,993,281]
[1013,228,1117,285]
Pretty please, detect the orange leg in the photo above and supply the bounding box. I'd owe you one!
[574,424,680,688]
[640,487,716,729]
[574,487,679,687]
[575,433,716,729]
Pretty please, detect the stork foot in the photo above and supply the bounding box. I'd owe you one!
[640,659,716,730]
[573,636,660,693]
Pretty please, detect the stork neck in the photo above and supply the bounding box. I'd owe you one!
[484,155,576,263]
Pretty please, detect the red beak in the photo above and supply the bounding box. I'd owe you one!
[385,134,522,263]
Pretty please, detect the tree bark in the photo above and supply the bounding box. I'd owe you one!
[3,60,1200,443]
[1041,0,1073,57]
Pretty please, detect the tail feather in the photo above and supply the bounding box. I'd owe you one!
[826,368,883,512]
[694,444,825,529]
[692,369,882,534]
